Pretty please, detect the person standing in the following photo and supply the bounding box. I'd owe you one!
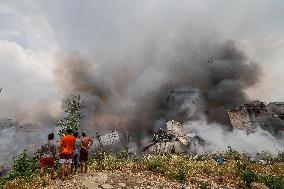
[80,131,93,173]
[59,128,76,180]
[39,133,56,179]
[73,131,81,173]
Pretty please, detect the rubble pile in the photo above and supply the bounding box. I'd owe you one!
[228,101,284,135]
[142,120,192,154]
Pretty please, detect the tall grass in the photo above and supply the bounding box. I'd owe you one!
[2,150,284,188]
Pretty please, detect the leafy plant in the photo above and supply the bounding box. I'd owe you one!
[264,175,284,189]
[199,181,208,189]
[145,158,162,173]
[169,165,188,182]
[0,150,39,188]
[240,168,259,186]
[119,146,130,160]
[56,95,84,137]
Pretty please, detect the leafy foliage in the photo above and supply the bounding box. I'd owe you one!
[240,168,259,186]
[199,181,208,189]
[0,150,39,188]
[264,175,284,189]
[169,165,187,182]
[56,95,84,137]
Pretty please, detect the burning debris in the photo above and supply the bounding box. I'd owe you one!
[92,130,120,151]
[228,101,284,135]
[142,120,202,154]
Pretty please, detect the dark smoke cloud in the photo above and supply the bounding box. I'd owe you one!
[54,39,261,136]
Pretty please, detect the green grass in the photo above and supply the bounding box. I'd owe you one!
[2,150,284,188]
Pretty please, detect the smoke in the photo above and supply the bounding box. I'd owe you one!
[0,118,55,164]
[2,0,276,164]
[184,119,284,154]
[0,97,60,124]
[0,95,60,163]
[54,38,260,137]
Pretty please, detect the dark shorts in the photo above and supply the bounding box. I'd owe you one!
[40,157,54,167]
[80,149,88,162]
[59,153,73,164]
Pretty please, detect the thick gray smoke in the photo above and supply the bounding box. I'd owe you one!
[0,118,55,164]
[55,39,260,137]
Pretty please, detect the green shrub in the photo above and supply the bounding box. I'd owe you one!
[240,168,259,186]
[169,165,188,182]
[264,175,284,189]
[199,181,208,189]
[224,150,241,161]
[0,150,39,188]
[143,155,169,174]
[92,149,105,162]
[145,158,162,173]
[119,146,130,160]
[102,155,120,170]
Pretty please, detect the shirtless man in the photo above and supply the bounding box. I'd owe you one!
[80,131,93,173]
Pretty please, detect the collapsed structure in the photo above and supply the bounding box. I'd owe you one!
[143,89,284,155]
[143,120,189,154]
[228,101,284,135]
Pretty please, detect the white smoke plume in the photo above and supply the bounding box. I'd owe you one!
[184,119,284,154]
[180,94,284,155]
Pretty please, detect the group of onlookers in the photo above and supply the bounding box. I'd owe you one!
[39,128,93,180]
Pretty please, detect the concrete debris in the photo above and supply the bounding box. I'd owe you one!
[143,120,203,154]
[228,101,284,135]
[166,120,189,145]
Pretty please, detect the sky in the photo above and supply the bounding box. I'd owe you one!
[0,0,284,122]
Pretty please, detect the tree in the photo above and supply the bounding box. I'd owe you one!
[56,95,84,137]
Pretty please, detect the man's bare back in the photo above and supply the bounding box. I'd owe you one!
[81,136,92,149]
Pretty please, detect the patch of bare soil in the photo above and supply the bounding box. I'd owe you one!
[43,170,191,189]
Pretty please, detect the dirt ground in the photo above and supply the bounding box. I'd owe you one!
[43,170,190,189]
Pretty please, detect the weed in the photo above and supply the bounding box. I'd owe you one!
[169,165,188,182]
[264,175,284,189]
[0,150,39,188]
[199,181,208,189]
[240,168,259,186]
